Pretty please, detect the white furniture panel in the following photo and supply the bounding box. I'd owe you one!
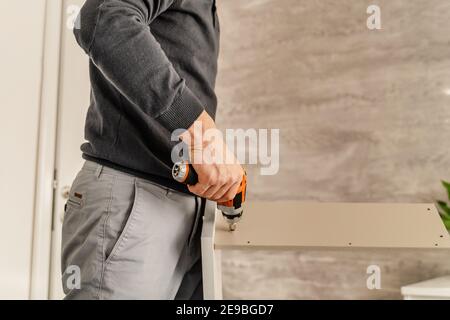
[203,202,450,299]
[215,202,450,249]
[49,0,91,299]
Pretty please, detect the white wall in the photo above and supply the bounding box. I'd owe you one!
[217,0,450,299]
[0,0,47,299]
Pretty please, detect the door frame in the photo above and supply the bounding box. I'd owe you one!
[30,0,63,300]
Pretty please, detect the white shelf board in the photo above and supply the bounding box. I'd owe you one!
[214,202,450,250]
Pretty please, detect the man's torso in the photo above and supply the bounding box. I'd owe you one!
[82,0,220,193]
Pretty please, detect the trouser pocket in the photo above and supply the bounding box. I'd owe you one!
[99,179,199,299]
[61,166,116,299]
[101,179,139,264]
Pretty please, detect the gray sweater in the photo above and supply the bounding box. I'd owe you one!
[74,0,219,193]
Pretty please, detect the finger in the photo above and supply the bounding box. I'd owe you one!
[188,183,211,196]
[202,182,223,199]
[215,181,240,203]
[210,180,234,201]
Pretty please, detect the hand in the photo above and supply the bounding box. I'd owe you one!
[189,149,243,203]
[180,111,244,202]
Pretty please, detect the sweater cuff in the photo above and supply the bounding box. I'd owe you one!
[157,86,205,132]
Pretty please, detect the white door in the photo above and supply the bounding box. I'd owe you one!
[0,0,48,299]
[49,0,91,299]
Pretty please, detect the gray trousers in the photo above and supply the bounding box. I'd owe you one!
[61,161,204,299]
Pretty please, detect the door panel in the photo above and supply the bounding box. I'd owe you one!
[50,0,91,299]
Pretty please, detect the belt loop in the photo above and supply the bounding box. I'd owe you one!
[95,165,103,179]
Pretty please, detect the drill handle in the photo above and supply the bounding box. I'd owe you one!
[172,162,247,208]
[183,165,198,185]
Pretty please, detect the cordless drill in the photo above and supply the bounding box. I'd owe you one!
[172,162,247,231]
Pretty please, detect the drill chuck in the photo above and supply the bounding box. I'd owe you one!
[218,205,243,231]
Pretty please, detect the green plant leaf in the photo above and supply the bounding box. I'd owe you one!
[442,180,450,200]
[436,201,450,218]
[439,214,450,230]
[443,218,450,231]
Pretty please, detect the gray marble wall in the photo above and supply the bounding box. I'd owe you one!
[215,0,450,299]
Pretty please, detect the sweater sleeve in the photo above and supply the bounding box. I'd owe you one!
[73,0,205,131]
